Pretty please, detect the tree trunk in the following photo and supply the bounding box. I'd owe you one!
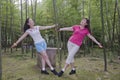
[20,0,24,54]
[31,0,34,19]
[52,0,61,68]
[105,0,113,60]
[34,0,37,23]
[116,0,120,57]
[100,0,107,71]
[0,0,2,79]
[26,0,28,19]
[37,48,58,68]
[10,0,13,53]
[4,0,8,52]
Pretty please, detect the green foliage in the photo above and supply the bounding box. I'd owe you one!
[0,0,120,58]
[92,27,102,42]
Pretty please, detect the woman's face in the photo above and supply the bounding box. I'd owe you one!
[80,19,87,26]
[28,18,34,26]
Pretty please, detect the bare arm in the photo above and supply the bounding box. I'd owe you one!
[11,32,29,48]
[39,24,56,30]
[59,27,73,31]
[87,34,103,48]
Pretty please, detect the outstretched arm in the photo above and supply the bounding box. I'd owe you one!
[11,32,29,48]
[39,24,57,30]
[87,34,103,48]
[59,27,73,31]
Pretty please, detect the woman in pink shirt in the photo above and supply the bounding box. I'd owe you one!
[58,18,103,77]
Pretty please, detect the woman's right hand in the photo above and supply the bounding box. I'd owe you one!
[11,43,17,48]
[54,26,60,31]
[98,43,103,48]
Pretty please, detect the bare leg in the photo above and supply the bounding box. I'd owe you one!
[69,62,76,75]
[39,51,58,75]
[38,54,45,70]
[62,63,69,71]
[61,58,75,71]
[40,51,53,69]
[37,53,49,75]
[70,62,75,69]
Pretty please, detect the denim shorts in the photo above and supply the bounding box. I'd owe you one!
[35,41,47,53]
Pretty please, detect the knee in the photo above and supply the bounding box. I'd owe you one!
[41,53,48,59]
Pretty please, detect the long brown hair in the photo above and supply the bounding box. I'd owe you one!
[84,18,91,33]
[24,18,30,32]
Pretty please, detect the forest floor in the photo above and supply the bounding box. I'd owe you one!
[2,50,120,80]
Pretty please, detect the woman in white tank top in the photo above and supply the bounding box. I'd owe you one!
[11,18,58,75]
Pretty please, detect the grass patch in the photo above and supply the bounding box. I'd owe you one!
[2,50,120,80]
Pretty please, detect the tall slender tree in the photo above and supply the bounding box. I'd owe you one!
[31,0,34,19]
[10,0,13,53]
[116,0,120,56]
[25,0,28,19]
[82,0,84,18]
[112,0,117,43]
[4,0,9,52]
[34,0,37,23]
[52,0,61,68]
[105,0,112,59]
[0,0,2,79]
[100,0,107,71]
[20,0,24,54]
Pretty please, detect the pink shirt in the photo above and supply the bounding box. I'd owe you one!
[69,25,90,46]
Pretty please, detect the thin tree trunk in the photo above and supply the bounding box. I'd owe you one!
[82,0,84,18]
[10,0,13,53]
[31,0,34,19]
[26,0,28,19]
[105,0,112,60]
[111,0,117,59]
[112,0,117,43]
[100,0,107,71]
[25,0,28,54]
[4,0,9,52]
[116,0,120,56]
[87,0,91,54]
[20,0,24,54]
[82,0,86,57]
[34,0,37,23]
[0,0,2,79]
[52,0,61,68]
[28,0,30,17]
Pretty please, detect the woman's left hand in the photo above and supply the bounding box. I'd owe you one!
[11,43,17,48]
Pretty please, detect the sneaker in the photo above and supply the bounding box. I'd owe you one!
[69,70,76,75]
[51,69,58,75]
[41,70,49,75]
[58,70,64,77]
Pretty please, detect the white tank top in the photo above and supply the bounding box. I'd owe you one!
[26,26,44,44]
